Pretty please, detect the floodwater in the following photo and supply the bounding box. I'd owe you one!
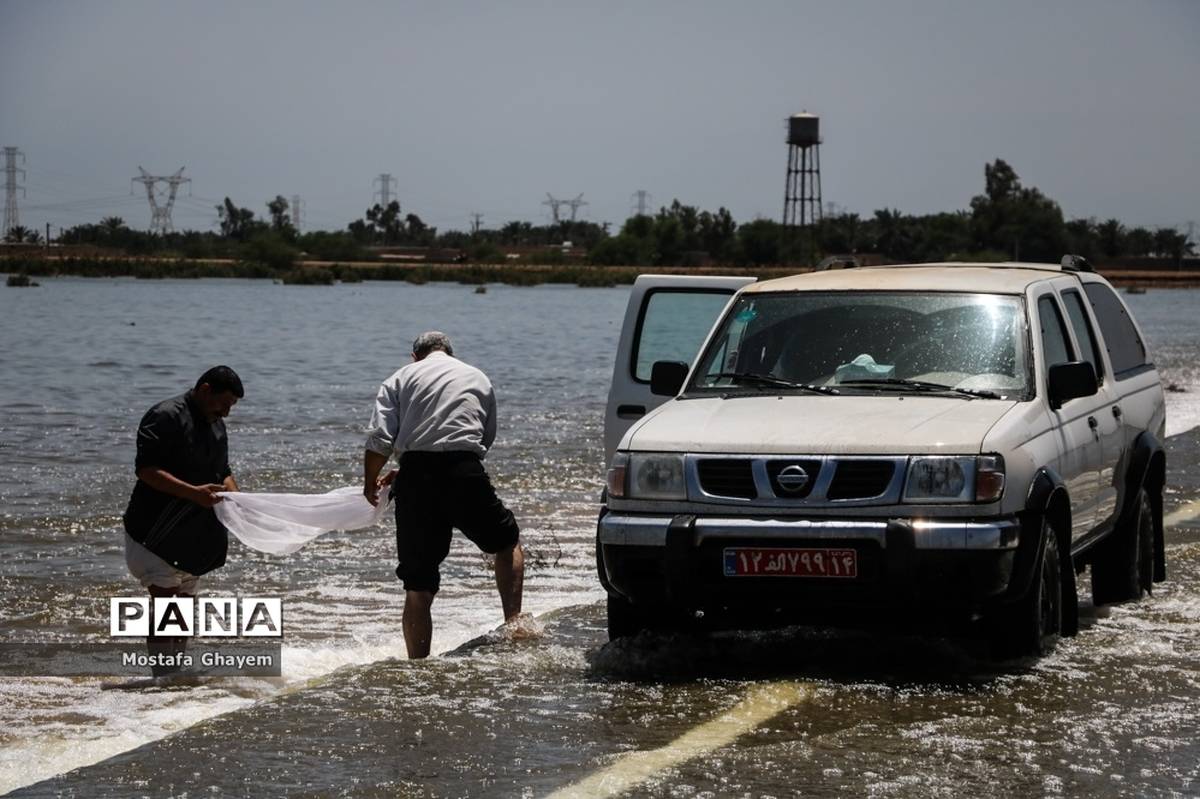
[0,278,1198,797]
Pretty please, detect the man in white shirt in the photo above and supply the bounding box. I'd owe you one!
[363,331,524,659]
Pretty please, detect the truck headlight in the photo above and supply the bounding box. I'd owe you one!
[903,455,1005,503]
[627,453,687,500]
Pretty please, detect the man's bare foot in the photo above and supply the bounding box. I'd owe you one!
[502,612,543,641]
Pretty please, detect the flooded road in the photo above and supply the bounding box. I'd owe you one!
[13,457,1200,797]
[1,279,1199,797]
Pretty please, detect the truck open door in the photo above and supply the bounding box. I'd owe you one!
[603,274,756,465]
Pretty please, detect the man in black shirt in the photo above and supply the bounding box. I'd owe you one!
[122,366,243,676]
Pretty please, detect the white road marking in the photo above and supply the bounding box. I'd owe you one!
[544,681,812,799]
[1164,499,1200,528]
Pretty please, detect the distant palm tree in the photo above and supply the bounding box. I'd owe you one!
[100,216,127,236]
[4,225,32,244]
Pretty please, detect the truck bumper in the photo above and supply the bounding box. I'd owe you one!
[597,512,1023,631]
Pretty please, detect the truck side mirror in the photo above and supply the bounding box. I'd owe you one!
[650,361,689,396]
[1048,361,1098,409]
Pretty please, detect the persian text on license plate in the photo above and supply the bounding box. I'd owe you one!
[723,547,858,578]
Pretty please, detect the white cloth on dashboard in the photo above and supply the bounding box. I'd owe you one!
[213,487,391,555]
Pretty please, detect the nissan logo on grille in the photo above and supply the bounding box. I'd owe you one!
[775,465,810,493]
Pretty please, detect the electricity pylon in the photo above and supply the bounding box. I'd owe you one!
[131,167,190,234]
[291,195,305,231]
[374,173,397,207]
[3,147,26,239]
[565,193,587,221]
[631,189,651,217]
[543,194,565,223]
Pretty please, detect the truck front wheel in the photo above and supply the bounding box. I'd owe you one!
[990,519,1063,660]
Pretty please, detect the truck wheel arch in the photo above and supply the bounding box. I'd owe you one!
[1025,468,1078,636]
[1122,431,1166,583]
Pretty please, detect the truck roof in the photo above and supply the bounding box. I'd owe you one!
[746,262,1087,295]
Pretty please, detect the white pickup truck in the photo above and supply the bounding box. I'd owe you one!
[597,259,1167,658]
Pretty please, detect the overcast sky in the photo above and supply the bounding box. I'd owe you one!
[2,0,1197,235]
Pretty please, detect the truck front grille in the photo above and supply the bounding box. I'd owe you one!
[684,454,905,506]
[696,459,756,499]
[827,460,896,500]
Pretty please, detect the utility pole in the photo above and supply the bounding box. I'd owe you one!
[373,173,397,208]
[631,189,651,217]
[291,195,305,232]
[470,212,484,235]
[131,166,190,234]
[3,146,26,240]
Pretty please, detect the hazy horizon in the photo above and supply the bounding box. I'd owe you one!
[2,0,1197,236]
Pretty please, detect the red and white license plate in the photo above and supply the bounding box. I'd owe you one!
[723,547,858,578]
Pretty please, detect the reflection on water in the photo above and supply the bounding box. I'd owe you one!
[1,279,1199,796]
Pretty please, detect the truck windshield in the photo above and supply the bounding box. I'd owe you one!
[690,291,1030,399]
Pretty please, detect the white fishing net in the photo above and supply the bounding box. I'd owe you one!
[213,487,392,555]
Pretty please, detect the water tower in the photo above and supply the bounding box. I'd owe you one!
[782,112,822,230]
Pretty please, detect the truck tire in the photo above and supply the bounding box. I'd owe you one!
[606,594,645,640]
[1092,487,1154,605]
[991,519,1063,659]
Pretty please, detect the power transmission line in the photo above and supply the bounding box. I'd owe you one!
[3,146,26,238]
[131,166,190,234]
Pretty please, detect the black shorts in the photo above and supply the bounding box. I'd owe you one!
[392,451,520,594]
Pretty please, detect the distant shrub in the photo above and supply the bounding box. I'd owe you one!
[588,235,647,266]
[280,267,336,285]
[300,231,366,262]
[522,248,569,266]
[331,264,364,283]
[241,233,298,271]
[467,243,504,263]
[575,270,618,288]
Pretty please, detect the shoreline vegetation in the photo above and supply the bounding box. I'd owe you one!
[3,159,1196,288]
[2,254,1199,289]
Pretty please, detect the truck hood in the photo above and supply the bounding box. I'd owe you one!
[624,394,1017,455]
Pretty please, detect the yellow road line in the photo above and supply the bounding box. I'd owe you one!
[545,681,812,799]
[1164,499,1200,529]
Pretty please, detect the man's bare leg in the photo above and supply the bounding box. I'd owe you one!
[495,541,524,622]
[147,585,190,677]
[403,590,435,659]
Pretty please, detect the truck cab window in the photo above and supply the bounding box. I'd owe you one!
[1037,295,1074,369]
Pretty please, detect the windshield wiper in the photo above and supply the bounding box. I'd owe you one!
[706,371,840,395]
[837,378,1000,399]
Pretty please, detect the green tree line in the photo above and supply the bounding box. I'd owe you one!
[26,160,1195,268]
